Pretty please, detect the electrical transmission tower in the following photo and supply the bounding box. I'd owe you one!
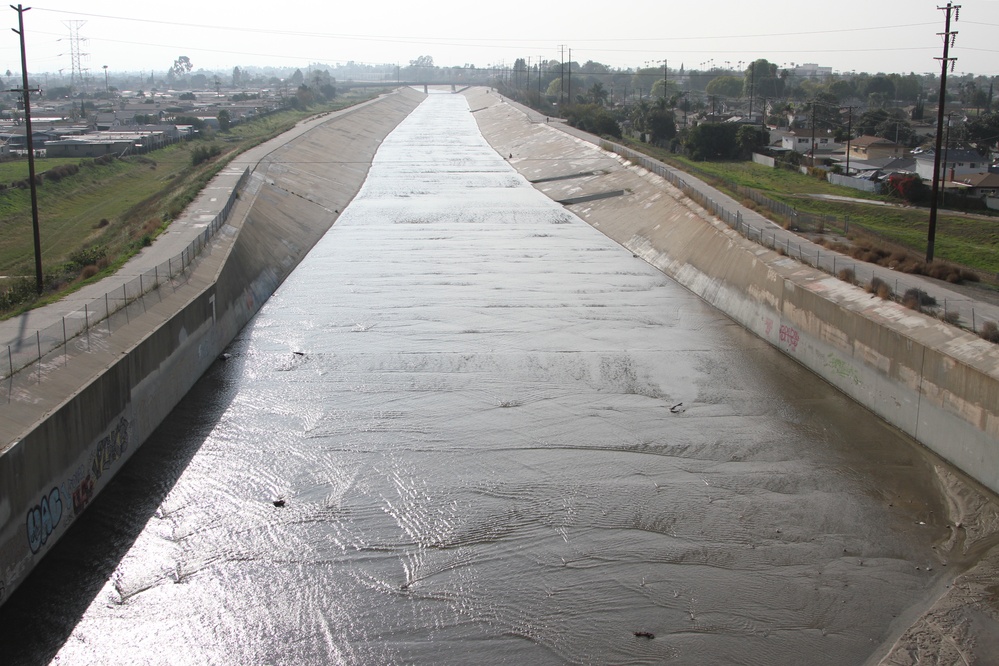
[64,20,90,92]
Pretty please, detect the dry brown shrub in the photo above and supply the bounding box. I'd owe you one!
[902,288,935,310]
[868,276,893,300]
[898,259,925,274]
[981,321,999,343]
[888,251,908,266]
[960,270,980,283]
[838,267,856,284]
[79,265,99,280]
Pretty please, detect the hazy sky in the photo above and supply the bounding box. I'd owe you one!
[2,1,997,80]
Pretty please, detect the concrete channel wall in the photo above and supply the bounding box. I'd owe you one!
[0,87,425,607]
[467,89,999,496]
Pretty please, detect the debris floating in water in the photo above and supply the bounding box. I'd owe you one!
[273,499,286,508]
[669,402,685,414]
[633,631,655,639]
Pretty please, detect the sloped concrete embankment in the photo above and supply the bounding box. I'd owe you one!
[0,87,425,607]
[467,89,999,497]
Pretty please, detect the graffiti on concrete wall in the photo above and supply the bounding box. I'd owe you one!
[764,317,800,353]
[91,417,130,482]
[24,416,133,556]
[26,488,63,555]
[69,416,131,518]
[779,324,800,352]
[71,475,96,518]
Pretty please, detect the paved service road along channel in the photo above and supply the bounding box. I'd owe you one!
[2,92,994,665]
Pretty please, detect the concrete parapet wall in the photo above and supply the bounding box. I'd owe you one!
[467,89,999,496]
[0,87,425,606]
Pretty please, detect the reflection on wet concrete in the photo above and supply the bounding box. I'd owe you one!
[1,92,992,665]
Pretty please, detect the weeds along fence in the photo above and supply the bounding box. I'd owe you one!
[597,140,997,336]
[2,167,250,382]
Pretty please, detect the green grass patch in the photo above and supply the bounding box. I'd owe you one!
[0,157,83,185]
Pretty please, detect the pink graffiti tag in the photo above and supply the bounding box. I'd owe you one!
[779,324,800,352]
[765,318,774,336]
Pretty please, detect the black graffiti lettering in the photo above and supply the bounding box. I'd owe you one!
[90,417,130,481]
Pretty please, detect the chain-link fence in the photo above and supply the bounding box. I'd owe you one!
[2,168,250,382]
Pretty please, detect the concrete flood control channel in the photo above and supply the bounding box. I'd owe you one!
[0,91,990,664]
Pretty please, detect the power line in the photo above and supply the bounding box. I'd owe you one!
[28,8,939,45]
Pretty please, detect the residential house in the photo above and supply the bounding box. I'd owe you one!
[95,111,149,130]
[915,149,988,181]
[780,128,842,154]
[958,172,999,199]
[847,136,907,162]
[838,155,916,178]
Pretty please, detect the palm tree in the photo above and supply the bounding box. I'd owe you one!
[588,82,609,106]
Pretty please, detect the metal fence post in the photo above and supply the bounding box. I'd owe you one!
[106,293,112,334]
[63,317,67,366]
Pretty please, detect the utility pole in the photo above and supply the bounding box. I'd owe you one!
[538,54,543,100]
[567,47,571,106]
[748,60,755,120]
[941,112,954,205]
[926,2,959,263]
[811,101,817,165]
[845,106,853,175]
[10,4,43,293]
[558,44,565,109]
